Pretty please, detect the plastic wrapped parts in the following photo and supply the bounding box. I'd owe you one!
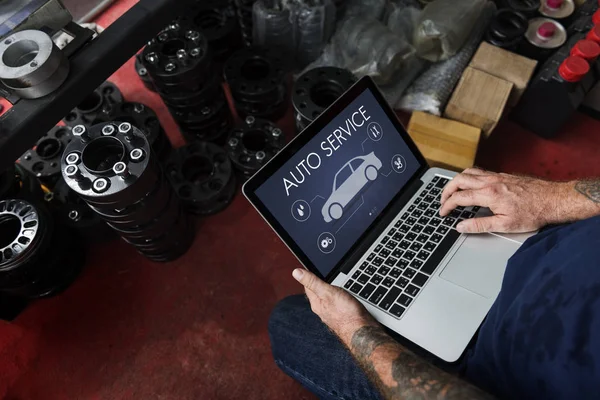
[336,17,417,84]
[296,0,337,68]
[414,0,488,62]
[253,0,296,58]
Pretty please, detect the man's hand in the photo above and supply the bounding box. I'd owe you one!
[291,268,495,400]
[439,168,569,234]
[292,268,377,345]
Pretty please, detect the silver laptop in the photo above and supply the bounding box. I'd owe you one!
[243,76,531,362]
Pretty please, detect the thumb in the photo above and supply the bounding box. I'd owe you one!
[456,216,504,233]
[293,269,329,296]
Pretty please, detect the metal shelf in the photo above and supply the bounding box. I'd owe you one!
[0,0,188,171]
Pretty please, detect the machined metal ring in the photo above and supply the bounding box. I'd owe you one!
[0,29,69,99]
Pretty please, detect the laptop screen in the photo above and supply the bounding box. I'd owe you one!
[255,88,421,277]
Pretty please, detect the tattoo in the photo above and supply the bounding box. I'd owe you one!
[350,326,494,400]
[575,180,600,204]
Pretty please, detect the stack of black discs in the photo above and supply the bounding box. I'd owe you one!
[62,81,124,129]
[224,46,288,120]
[18,125,74,188]
[179,0,241,63]
[46,178,114,243]
[234,0,258,46]
[293,67,357,133]
[166,141,237,216]
[104,102,172,162]
[0,199,85,299]
[226,116,285,180]
[61,122,194,262]
[135,54,156,92]
[142,25,233,144]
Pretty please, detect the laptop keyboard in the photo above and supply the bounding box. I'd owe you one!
[342,176,481,319]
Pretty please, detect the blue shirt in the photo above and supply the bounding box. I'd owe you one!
[464,216,600,399]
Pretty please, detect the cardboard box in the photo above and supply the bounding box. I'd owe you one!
[444,67,513,137]
[407,111,482,172]
[469,42,537,107]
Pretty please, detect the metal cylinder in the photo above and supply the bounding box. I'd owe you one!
[61,122,194,262]
[0,29,70,99]
[142,25,233,145]
[224,46,289,121]
[292,67,357,133]
[226,117,286,180]
[165,141,238,215]
[0,199,85,299]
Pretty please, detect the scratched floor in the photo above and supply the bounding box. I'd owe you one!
[1,1,600,399]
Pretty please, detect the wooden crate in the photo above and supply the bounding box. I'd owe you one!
[444,67,513,137]
[408,111,482,172]
[469,42,537,108]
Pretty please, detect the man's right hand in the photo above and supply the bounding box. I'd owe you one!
[439,168,570,234]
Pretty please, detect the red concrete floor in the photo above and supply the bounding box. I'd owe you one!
[2,1,600,399]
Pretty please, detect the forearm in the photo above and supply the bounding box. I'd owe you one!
[339,324,494,400]
[547,180,600,225]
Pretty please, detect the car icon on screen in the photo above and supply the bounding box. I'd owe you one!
[322,152,382,223]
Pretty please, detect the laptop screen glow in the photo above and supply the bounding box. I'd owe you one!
[256,88,421,277]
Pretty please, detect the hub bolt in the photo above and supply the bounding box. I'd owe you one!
[92,178,110,193]
[102,125,116,136]
[245,116,255,126]
[66,152,80,165]
[145,52,158,64]
[130,148,145,162]
[256,151,266,161]
[72,125,89,141]
[113,162,130,179]
[228,138,239,148]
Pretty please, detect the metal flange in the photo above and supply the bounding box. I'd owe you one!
[0,29,70,99]
[226,116,286,179]
[293,66,357,133]
[224,46,288,120]
[142,24,212,87]
[18,125,73,187]
[166,141,237,216]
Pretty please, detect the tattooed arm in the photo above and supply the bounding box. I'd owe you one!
[292,268,494,400]
[439,169,600,234]
[349,325,494,400]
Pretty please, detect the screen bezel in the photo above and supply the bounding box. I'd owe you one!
[243,76,429,282]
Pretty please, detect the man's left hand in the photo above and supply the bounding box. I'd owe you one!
[292,268,378,345]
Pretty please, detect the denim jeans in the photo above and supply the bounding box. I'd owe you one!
[268,294,383,400]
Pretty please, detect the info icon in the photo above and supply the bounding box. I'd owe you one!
[367,122,383,142]
[317,232,336,254]
[292,199,311,222]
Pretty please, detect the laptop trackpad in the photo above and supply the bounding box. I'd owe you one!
[439,234,521,298]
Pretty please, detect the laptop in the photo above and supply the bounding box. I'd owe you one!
[243,76,532,362]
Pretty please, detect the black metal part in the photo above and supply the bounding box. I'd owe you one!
[224,46,289,121]
[0,0,191,172]
[60,122,194,262]
[486,9,528,51]
[46,177,115,243]
[179,0,241,62]
[135,54,157,92]
[0,199,85,299]
[104,102,172,162]
[18,125,74,188]
[142,25,233,144]
[166,141,237,216]
[505,0,541,18]
[226,116,285,180]
[62,81,124,129]
[293,66,357,133]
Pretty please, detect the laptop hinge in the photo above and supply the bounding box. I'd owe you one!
[338,171,426,277]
